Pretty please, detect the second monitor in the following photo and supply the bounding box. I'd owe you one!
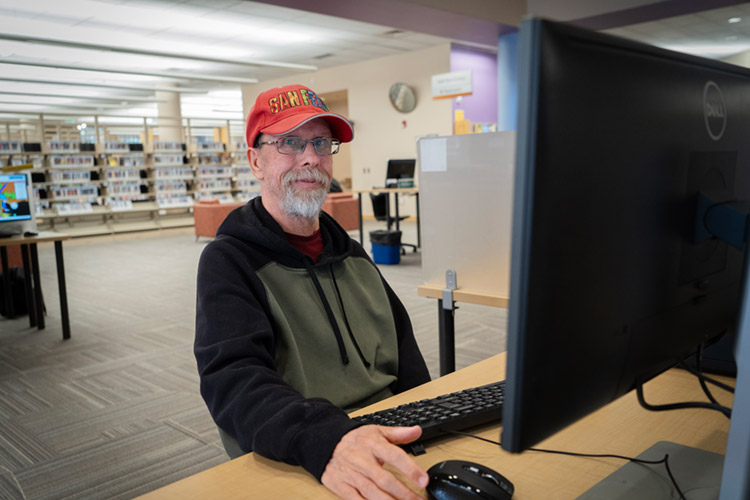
[385,159,415,188]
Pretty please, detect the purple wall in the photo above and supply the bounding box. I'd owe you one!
[450,44,498,127]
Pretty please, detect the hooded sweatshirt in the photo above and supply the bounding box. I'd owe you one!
[194,196,430,481]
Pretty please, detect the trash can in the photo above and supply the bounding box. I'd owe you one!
[369,230,402,265]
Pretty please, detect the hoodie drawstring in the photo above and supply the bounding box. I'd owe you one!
[302,258,350,365]
[330,265,371,368]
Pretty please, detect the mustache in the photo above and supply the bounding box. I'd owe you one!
[283,168,329,187]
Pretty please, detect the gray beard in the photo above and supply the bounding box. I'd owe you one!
[280,168,330,219]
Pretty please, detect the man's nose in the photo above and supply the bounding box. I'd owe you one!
[298,142,321,163]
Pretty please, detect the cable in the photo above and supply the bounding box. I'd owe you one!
[529,448,686,500]
[636,383,731,418]
[678,358,735,394]
[635,343,735,419]
[442,430,686,500]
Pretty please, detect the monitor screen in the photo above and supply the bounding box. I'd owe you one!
[0,172,34,236]
[502,17,750,459]
[385,159,415,188]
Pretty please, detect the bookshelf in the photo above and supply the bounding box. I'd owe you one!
[230,141,261,202]
[1,115,255,237]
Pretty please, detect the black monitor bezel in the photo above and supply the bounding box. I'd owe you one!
[502,18,750,454]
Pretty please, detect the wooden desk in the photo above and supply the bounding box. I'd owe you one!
[353,188,420,248]
[0,231,72,339]
[418,283,508,375]
[137,353,732,499]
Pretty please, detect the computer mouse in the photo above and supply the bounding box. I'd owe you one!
[427,460,514,500]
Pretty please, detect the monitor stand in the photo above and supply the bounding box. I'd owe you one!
[577,441,724,500]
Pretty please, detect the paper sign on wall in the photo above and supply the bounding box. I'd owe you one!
[431,70,473,100]
[419,137,447,172]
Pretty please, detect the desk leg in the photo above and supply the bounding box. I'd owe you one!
[358,193,364,244]
[437,299,456,376]
[385,193,392,231]
[394,193,401,232]
[0,247,13,318]
[20,244,37,328]
[30,243,45,329]
[54,241,71,340]
[415,193,421,248]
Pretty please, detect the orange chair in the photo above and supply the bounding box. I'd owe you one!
[3,245,24,268]
[193,199,244,239]
[321,193,360,231]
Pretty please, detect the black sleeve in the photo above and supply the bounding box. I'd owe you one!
[194,240,360,480]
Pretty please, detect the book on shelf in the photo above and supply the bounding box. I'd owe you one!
[50,155,95,167]
[104,142,130,153]
[55,202,94,216]
[106,168,141,180]
[109,199,134,212]
[152,141,184,153]
[156,195,193,208]
[153,154,184,167]
[0,141,22,154]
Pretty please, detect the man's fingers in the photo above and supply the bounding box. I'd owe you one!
[378,425,423,445]
[326,480,367,500]
[371,429,429,490]
[321,425,429,500]
[324,454,415,500]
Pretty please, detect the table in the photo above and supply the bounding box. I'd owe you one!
[417,283,508,376]
[353,188,420,249]
[137,353,733,499]
[0,231,72,339]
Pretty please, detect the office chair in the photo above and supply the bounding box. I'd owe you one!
[369,193,417,254]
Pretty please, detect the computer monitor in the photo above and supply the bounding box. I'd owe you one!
[385,159,415,188]
[502,18,750,496]
[0,172,35,237]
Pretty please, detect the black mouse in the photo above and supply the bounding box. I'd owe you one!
[426,460,514,500]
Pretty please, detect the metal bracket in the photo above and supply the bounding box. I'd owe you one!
[442,269,458,310]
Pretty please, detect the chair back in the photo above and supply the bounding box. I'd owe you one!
[369,193,388,221]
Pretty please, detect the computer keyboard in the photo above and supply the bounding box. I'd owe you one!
[352,381,505,454]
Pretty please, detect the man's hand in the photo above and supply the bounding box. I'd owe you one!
[321,425,429,500]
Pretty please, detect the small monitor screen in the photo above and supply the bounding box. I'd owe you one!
[385,159,416,188]
[0,173,32,222]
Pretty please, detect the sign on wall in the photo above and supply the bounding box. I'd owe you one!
[431,70,473,100]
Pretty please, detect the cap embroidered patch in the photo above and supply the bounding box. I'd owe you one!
[246,84,354,147]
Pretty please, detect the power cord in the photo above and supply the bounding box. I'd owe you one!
[636,346,735,419]
[680,345,735,394]
[443,430,687,500]
[636,383,731,418]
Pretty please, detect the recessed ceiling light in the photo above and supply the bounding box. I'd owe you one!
[729,17,742,24]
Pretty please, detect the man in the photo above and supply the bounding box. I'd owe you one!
[194,84,431,500]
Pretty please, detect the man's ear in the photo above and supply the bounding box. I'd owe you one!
[248,147,264,181]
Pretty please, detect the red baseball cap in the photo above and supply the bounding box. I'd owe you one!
[246,84,354,147]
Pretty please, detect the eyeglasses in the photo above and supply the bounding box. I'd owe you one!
[257,136,341,156]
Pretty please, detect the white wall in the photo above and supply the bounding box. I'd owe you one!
[241,43,453,216]
[723,50,750,68]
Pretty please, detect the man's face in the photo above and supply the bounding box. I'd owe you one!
[249,118,334,219]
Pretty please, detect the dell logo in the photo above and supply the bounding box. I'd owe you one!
[704,81,726,141]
